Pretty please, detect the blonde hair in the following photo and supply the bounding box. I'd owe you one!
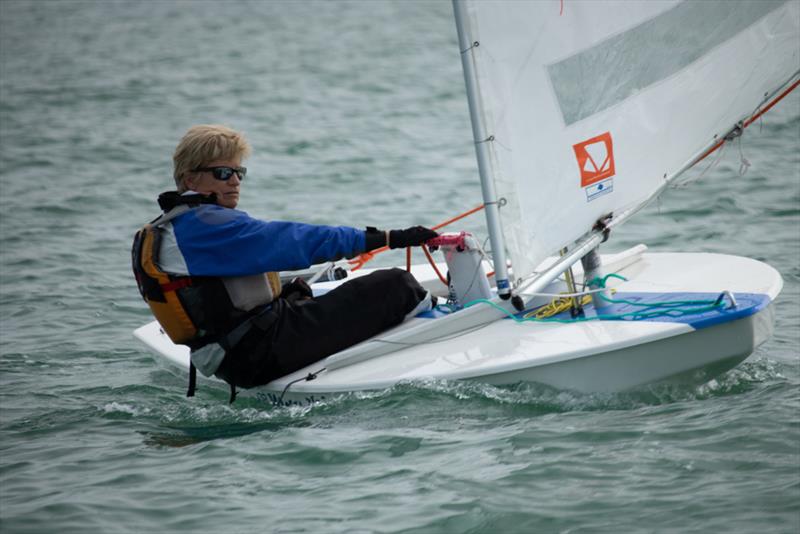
[172,125,252,191]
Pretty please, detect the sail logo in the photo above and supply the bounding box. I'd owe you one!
[573,132,615,188]
[585,178,613,202]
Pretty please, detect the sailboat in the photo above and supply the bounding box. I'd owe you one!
[134,0,799,405]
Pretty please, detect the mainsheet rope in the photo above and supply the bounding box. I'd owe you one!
[348,203,485,271]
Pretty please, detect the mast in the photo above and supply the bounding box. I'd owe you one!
[452,0,512,299]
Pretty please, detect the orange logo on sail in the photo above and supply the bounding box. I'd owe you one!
[573,132,615,187]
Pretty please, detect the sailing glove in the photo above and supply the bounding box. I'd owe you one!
[389,226,438,249]
[364,226,438,251]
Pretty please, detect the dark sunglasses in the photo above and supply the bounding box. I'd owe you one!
[192,166,247,181]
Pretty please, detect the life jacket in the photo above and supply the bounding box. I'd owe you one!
[132,213,203,347]
[131,193,280,399]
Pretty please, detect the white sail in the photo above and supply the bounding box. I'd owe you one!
[457,0,800,285]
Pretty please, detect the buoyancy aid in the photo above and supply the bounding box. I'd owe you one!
[132,192,282,398]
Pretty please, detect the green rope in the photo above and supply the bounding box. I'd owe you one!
[589,273,628,286]
[599,294,724,308]
[463,299,538,324]
[464,298,725,324]
[587,274,720,309]
[461,271,727,324]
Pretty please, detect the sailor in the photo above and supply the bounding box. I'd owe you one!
[132,124,437,399]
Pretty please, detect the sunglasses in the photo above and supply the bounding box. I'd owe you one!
[192,166,247,181]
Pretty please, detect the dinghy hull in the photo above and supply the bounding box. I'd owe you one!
[471,303,774,393]
[133,250,781,405]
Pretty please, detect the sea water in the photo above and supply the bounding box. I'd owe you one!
[1,1,798,533]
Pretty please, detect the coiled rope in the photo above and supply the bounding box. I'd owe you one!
[462,274,732,324]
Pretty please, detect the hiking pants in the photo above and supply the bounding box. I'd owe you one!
[215,268,428,388]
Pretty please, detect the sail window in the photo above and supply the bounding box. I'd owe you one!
[548,0,788,126]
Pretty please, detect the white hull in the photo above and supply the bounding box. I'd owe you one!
[133,248,781,405]
[469,304,774,392]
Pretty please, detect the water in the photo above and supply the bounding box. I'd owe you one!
[1,1,798,532]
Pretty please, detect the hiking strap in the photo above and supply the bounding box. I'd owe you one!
[187,361,197,397]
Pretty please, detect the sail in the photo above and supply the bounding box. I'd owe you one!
[457,0,800,285]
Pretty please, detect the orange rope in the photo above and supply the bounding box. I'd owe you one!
[348,247,385,270]
[431,203,485,231]
[696,77,800,164]
[744,78,800,128]
[422,244,448,286]
[348,203,485,271]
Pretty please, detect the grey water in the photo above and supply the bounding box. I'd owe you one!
[0,1,798,533]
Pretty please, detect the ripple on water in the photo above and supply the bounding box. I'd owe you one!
[1,1,798,532]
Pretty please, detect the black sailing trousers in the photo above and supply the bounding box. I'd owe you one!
[215,268,428,388]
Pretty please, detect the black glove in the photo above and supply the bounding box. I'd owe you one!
[388,226,438,249]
